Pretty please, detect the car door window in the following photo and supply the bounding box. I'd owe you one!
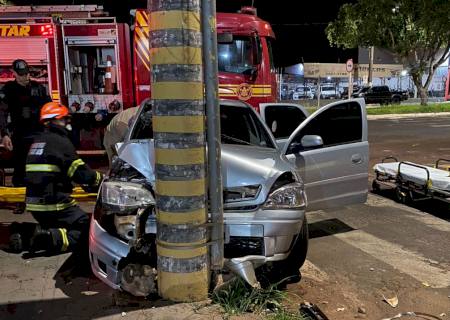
[288,101,362,152]
[264,105,307,139]
[130,103,153,140]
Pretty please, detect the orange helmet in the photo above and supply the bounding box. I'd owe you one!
[40,102,69,122]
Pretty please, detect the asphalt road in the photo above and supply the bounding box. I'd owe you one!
[1,114,450,319]
[292,115,450,319]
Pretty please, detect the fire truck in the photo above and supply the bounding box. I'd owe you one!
[0,5,277,150]
[132,7,277,112]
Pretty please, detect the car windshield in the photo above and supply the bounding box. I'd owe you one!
[131,103,275,149]
[321,86,335,91]
[220,104,275,148]
[218,36,255,74]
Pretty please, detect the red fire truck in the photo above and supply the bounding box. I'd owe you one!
[0,5,133,150]
[0,5,278,150]
[132,7,278,112]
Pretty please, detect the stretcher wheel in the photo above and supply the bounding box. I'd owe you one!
[372,180,380,193]
[395,187,411,204]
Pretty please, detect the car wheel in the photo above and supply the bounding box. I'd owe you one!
[392,97,401,104]
[256,217,308,289]
[372,180,381,193]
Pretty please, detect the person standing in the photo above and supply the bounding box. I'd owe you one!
[9,102,102,257]
[2,59,51,187]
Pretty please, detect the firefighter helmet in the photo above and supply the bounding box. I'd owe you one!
[40,102,69,122]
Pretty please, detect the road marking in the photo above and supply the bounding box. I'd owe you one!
[366,194,450,232]
[335,230,450,288]
[430,124,450,128]
[405,213,450,233]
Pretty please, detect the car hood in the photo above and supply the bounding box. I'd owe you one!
[117,141,298,206]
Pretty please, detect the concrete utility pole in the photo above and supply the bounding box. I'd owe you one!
[201,0,224,272]
[148,0,209,301]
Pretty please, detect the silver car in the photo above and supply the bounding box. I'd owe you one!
[89,99,368,296]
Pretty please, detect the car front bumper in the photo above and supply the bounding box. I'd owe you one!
[89,207,306,290]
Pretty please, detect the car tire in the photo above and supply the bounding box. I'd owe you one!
[372,180,381,193]
[392,96,401,104]
[256,216,308,289]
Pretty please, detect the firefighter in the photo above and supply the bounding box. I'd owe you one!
[9,102,102,256]
[2,59,51,188]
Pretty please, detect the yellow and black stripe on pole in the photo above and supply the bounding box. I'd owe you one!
[148,0,208,302]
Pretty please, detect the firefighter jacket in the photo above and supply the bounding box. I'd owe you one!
[24,124,102,212]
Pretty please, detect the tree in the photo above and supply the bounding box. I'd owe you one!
[326,0,450,105]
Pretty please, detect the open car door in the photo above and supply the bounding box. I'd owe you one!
[282,99,368,211]
[259,103,309,148]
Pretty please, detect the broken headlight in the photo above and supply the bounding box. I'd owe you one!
[99,181,156,241]
[263,182,307,210]
[101,181,155,212]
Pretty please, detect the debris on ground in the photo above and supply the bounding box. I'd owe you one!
[382,295,399,308]
[381,312,443,320]
[337,307,345,311]
[299,302,329,320]
[358,306,367,314]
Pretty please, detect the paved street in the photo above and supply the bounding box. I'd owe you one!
[1,114,450,319]
[292,114,450,319]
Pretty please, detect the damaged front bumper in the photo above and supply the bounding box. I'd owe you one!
[89,208,306,293]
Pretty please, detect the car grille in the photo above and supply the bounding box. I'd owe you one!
[224,236,264,258]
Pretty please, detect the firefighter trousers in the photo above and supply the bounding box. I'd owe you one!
[30,205,89,254]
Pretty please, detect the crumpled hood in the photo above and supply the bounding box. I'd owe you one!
[118,141,297,205]
[221,144,294,187]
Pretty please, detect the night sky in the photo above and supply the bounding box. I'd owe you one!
[7,0,356,67]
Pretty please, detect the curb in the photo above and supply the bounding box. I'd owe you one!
[367,112,450,120]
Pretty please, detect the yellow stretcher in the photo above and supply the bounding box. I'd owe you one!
[0,187,97,203]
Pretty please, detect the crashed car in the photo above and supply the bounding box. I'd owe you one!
[89,99,368,296]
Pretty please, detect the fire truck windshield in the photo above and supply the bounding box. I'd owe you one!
[218,36,256,74]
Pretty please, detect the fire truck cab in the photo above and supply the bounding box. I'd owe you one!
[132,7,278,112]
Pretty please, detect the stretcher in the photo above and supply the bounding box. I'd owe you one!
[372,156,450,204]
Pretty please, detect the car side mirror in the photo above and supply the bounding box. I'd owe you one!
[300,135,323,149]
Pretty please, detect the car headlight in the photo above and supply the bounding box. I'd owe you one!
[101,181,155,212]
[263,182,307,209]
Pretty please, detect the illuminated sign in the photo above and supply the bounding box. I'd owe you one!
[0,24,54,37]
[0,25,31,37]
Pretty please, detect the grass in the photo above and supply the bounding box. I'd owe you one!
[306,102,450,115]
[366,102,450,115]
[212,277,307,319]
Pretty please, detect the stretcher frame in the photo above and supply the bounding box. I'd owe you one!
[372,156,450,204]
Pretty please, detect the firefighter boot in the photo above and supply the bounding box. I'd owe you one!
[8,222,33,253]
[29,226,55,254]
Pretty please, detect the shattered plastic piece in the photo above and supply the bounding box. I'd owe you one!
[337,307,345,311]
[382,295,399,308]
[439,313,446,317]
[358,306,367,314]
[369,268,375,271]
[381,312,443,320]
[81,291,98,296]
[422,282,430,287]
[121,312,127,317]
[299,303,330,320]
